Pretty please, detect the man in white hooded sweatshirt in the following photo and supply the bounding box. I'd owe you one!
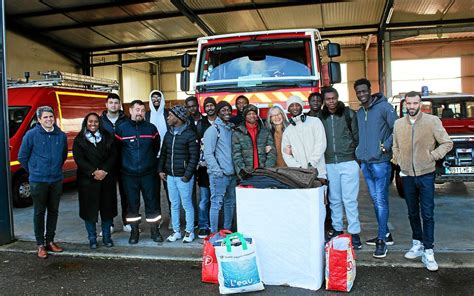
[146,90,171,228]
[282,95,327,178]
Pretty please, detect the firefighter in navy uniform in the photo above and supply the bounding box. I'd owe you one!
[115,100,163,244]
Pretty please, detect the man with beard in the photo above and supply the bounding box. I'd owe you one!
[319,87,361,249]
[229,95,249,126]
[203,101,236,233]
[353,78,397,258]
[307,92,323,118]
[100,93,129,233]
[197,97,217,238]
[392,91,452,271]
[115,100,162,244]
[281,95,327,178]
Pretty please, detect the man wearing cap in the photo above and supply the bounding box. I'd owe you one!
[115,100,162,244]
[197,97,217,238]
[232,104,276,180]
[158,105,199,243]
[203,101,236,233]
[282,95,327,178]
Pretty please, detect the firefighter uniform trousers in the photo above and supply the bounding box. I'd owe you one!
[122,173,161,224]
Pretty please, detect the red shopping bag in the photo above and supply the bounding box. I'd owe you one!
[201,230,232,284]
[325,234,357,292]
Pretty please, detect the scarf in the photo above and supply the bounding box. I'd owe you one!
[246,122,259,169]
[85,130,102,146]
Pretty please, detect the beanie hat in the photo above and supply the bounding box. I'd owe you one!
[170,105,188,123]
[243,104,258,119]
[203,97,216,107]
[216,101,232,114]
[286,95,304,111]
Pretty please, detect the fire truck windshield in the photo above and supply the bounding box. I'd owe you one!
[197,38,316,91]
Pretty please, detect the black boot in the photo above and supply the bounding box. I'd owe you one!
[129,224,140,244]
[150,224,163,243]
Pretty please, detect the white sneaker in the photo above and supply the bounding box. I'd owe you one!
[422,249,439,271]
[404,240,424,259]
[123,224,132,232]
[98,226,114,237]
[183,231,195,243]
[167,231,182,242]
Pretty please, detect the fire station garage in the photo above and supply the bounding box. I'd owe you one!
[0,0,473,264]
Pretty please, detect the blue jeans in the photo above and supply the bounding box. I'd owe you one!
[327,161,361,234]
[209,174,236,233]
[167,176,195,233]
[361,161,391,240]
[198,186,211,230]
[85,219,113,243]
[401,172,435,249]
[30,181,62,246]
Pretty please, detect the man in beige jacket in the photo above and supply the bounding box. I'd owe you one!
[392,91,453,272]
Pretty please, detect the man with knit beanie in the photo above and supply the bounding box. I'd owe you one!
[158,105,199,243]
[197,97,217,238]
[232,104,276,180]
[282,95,327,178]
[203,101,236,233]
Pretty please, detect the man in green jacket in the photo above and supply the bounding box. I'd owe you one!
[392,91,453,271]
[320,87,361,249]
[232,104,276,180]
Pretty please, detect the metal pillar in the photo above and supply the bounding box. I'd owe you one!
[0,0,15,245]
[384,31,392,98]
[118,54,124,100]
[377,34,384,94]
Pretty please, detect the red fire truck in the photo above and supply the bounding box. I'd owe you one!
[180,29,341,117]
[8,71,119,207]
[391,92,474,197]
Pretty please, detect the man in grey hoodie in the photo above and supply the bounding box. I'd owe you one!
[354,78,398,259]
[203,101,236,233]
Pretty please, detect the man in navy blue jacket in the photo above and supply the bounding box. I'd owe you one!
[18,106,68,259]
[115,100,162,244]
[354,78,398,259]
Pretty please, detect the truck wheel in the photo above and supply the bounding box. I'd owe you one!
[394,170,405,199]
[13,173,33,208]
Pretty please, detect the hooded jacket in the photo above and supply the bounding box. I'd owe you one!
[158,123,200,179]
[355,93,398,163]
[100,110,127,135]
[232,121,276,176]
[203,117,235,177]
[114,118,160,176]
[146,90,169,149]
[392,111,453,176]
[18,124,68,183]
[281,114,327,178]
[320,101,359,164]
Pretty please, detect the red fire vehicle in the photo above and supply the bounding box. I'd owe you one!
[180,29,341,117]
[391,92,474,197]
[8,71,119,207]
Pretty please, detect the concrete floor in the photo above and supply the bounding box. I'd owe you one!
[9,174,474,263]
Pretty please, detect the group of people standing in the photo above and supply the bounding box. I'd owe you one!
[19,78,452,272]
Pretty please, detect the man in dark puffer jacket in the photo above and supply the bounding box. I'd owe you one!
[232,104,276,180]
[158,105,199,243]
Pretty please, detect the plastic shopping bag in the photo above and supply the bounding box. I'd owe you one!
[215,232,265,294]
[202,230,233,284]
[325,234,356,292]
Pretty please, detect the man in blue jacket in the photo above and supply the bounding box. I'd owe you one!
[115,100,162,244]
[18,106,68,259]
[203,101,236,233]
[353,78,398,258]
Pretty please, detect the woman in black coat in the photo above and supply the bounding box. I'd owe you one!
[73,112,118,249]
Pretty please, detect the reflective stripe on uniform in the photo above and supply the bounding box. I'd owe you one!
[146,215,162,223]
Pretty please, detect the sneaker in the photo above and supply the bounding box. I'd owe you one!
[198,229,210,239]
[167,231,182,242]
[325,230,344,242]
[422,249,439,271]
[373,239,387,258]
[99,226,114,237]
[351,234,362,250]
[404,240,424,259]
[366,232,394,246]
[183,231,195,243]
